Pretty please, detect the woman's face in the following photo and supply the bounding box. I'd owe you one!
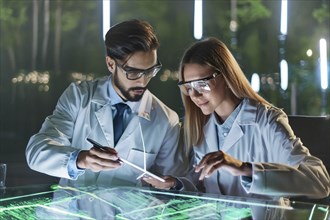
[182,63,226,115]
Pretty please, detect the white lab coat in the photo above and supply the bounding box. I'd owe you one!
[26,76,184,187]
[185,98,330,199]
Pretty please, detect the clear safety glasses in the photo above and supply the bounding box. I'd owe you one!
[116,59,162,80]
[177,72,220,96]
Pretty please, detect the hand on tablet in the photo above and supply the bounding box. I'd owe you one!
[143,175,176,189]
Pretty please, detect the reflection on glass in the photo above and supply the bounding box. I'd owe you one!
[0,185,329,219]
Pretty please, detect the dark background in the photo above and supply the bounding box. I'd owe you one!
[0,0,329,186]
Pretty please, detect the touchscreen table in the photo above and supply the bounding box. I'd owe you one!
[0,184,329,219]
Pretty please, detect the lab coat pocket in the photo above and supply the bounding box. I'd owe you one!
[127,148,157,170]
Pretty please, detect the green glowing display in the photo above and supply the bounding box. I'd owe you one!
[0,185,329,219]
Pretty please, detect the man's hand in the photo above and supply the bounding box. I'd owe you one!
[194,150,252,180]
[76,146,122,172]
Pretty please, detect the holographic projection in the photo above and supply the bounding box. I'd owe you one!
[1,185,251,219]
[0,185,329,219]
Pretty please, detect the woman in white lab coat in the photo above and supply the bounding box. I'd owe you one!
[145,37,330,200]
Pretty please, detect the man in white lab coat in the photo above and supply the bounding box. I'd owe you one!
[26,19,184,187]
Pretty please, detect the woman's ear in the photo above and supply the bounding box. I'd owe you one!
[105,56,116,72]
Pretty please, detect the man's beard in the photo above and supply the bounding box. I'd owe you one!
[113,71,146,102]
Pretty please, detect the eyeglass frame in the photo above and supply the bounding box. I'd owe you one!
[177,72,221,95]
[116,59,162,80]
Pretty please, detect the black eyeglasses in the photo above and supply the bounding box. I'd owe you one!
[178,72,220,96]
[116,59,162,80]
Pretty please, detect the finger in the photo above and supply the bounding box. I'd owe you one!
[199,158,223,180]
[97,157,122,168]
[103,147,118,155]
[90,147,119,160]
[143,175,174,189]
[143,176,157,184]
[195,154,211,172]
[90,162,122,172]
[194,164,204,173]
[207,162,223,176]
[85,154,122,171]
[143,176,162,188]
[195,156,217,173]
[195,157,210,172]
[195,151,224,172]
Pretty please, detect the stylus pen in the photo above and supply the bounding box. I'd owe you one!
[86,138,165,182]
[86,138,121,160]
[87,138,108,151]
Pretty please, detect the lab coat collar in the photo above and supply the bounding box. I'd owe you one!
[236,98,258,125]
[222,98,258,152]
[91,76,152,120]
[91,76,112,106]
[136,90,152,121]
[91,76,153,146]
[203,98,258,153]
[117,92,153,146]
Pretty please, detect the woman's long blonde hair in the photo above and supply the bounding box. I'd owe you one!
[179,37,270,152]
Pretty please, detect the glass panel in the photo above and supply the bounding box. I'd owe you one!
[1,185,329,219]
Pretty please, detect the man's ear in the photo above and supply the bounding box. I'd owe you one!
[105,56,116,72]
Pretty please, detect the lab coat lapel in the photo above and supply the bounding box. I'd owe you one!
[90,76,115,147]
[94,103,115,147]
[115,116,140,152]
[222,120,243,152]
[222,99,256,152]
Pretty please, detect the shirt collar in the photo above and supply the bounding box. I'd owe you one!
[213,99,244,129]
[109,77,151,120]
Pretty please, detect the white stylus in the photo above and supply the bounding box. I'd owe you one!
[119,158,165,182]
[86,138,165,183]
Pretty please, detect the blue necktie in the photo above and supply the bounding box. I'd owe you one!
[113,103,128,145]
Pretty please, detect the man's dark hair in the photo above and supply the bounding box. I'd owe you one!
[105,19,160,62]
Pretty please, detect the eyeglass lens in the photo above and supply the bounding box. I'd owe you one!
[126,67,160,80]
[180,81,212,95]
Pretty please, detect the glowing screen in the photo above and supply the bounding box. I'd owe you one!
[0,185,329,219]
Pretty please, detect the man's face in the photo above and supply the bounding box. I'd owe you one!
[106,50,159,102]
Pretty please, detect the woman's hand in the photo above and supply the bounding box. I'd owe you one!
[143,175,176,189]
[77,146,122,172]
[194,150,252,180]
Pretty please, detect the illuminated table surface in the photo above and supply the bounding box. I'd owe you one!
[0,184,329,219]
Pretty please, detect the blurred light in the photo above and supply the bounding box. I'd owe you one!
[71,72,95,82]
[320,38,328,90]
[160,69,170,82]
[171,70,179,80]
[86,75,94,81]
[306,49,313,57]
[11,71,51,92]
[103,0,110,40]
[38,85,49,92]
[280,0,287,35]
[194,0,203,40]
[17,75,23,82]
[251,73,260,92]
[229,20,237,32]
[280,59,288,90]
[267,77,273,85]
